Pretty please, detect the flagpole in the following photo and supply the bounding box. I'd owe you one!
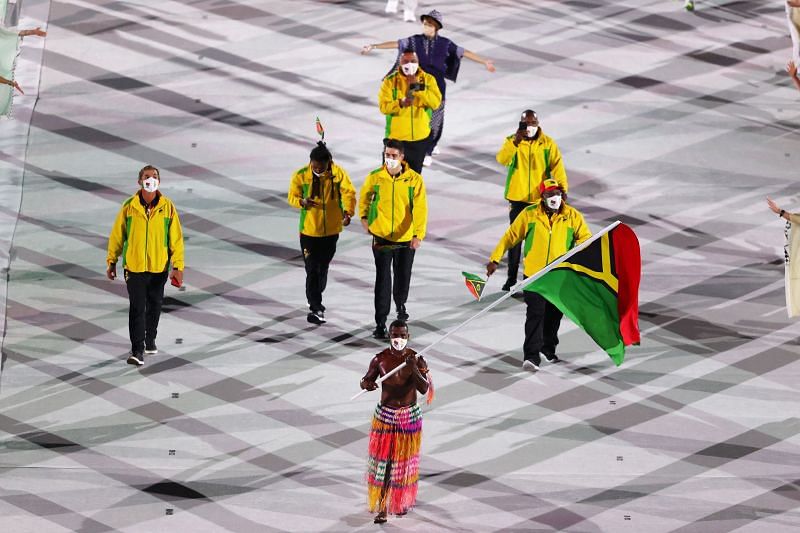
[349,220,622,401]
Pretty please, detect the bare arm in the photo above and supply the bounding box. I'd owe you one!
[788,61,800,93]
[463,49,496,72]
[0,75,23,94]
[18,27,46,38]
[360,356,381,390]
[362,41,399,54]
[407,353,429,395]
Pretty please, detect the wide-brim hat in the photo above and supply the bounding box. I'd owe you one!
[420,9,443,29]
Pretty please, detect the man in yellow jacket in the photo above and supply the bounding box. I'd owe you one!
[288,141,356,325]
[106,165,185,367]
[486,179,590,371]
[359,139,428,339]
[496,109,568,291]
[379,49,442,174]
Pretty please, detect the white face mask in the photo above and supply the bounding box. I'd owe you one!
[142,177,159,193]
[385,158,401,170]
[527,126,538,138]
[391,337,408,351]
[545,194,562,210]
[401,62,419,75]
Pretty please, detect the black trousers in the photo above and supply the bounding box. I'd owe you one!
[301,233,338,313]
[125,270,168,353]
[507,200,532,283]
[403,136,431,174]
[523,291,563,364]
[372,238,415,326]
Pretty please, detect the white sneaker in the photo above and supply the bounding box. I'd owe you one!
[423,155,432,167]
[522,360,539,372]
[432,146,441,155]
[403,8,415,22]
[385,0,398,14]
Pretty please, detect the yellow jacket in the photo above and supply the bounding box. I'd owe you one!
[379,68,442,141]
[287,162,356,237]
[107,192,185,273]
[359,163,427,242]
[490,202,591,279]
[496,130,568,203]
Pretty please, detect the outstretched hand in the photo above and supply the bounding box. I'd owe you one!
[485,60,496,73]
[486,261,498,278]
[361,44,373,55]
[767,197,782,216]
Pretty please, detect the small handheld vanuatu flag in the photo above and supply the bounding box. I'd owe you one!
[315,116,325,140]
[462,272,487,301]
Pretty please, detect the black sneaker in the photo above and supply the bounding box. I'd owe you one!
[127,352,144,367]
[144,341,158,355]
[307,310,326,325]
[502,280,515,291]
[396,306,409,321]
[373,324,388,339]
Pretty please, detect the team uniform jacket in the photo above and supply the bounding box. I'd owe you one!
[107,192,185,273]
[287,162,356,237]
[379,68,442,141]
[490,202,591,284]
[496,130,568,203]
[358,163,428,242]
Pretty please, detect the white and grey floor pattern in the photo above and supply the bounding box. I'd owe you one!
[1,0,799,531]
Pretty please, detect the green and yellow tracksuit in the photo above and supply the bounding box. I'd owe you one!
[490,202,591,287]
[288,162,356,237]
[496,130,568,203]
[107,192,185,272]
[379,68,442,141]
[358,162,427,242]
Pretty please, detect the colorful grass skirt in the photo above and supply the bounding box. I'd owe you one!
[366,403,422,515]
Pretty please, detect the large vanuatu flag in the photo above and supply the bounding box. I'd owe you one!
[526,222,641,366]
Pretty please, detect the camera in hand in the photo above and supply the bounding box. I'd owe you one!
[518,121,527,131]
[409,81,425,92]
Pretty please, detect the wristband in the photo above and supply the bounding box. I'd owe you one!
[780,209,786,218]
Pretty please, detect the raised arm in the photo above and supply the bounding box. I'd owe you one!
[463,49,496,72]
[18,27,46,38]
[362,40,399,55]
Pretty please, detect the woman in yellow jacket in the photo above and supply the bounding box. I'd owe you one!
[288,142,356,325]
[486,179,590,371]
[106,165,185,367]
[359,139,428,339]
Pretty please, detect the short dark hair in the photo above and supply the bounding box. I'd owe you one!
[389,319,408,332]
[400,47,415,56]
[138,165,160,180]
[310,141,332,163]
[383,138,405,154]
